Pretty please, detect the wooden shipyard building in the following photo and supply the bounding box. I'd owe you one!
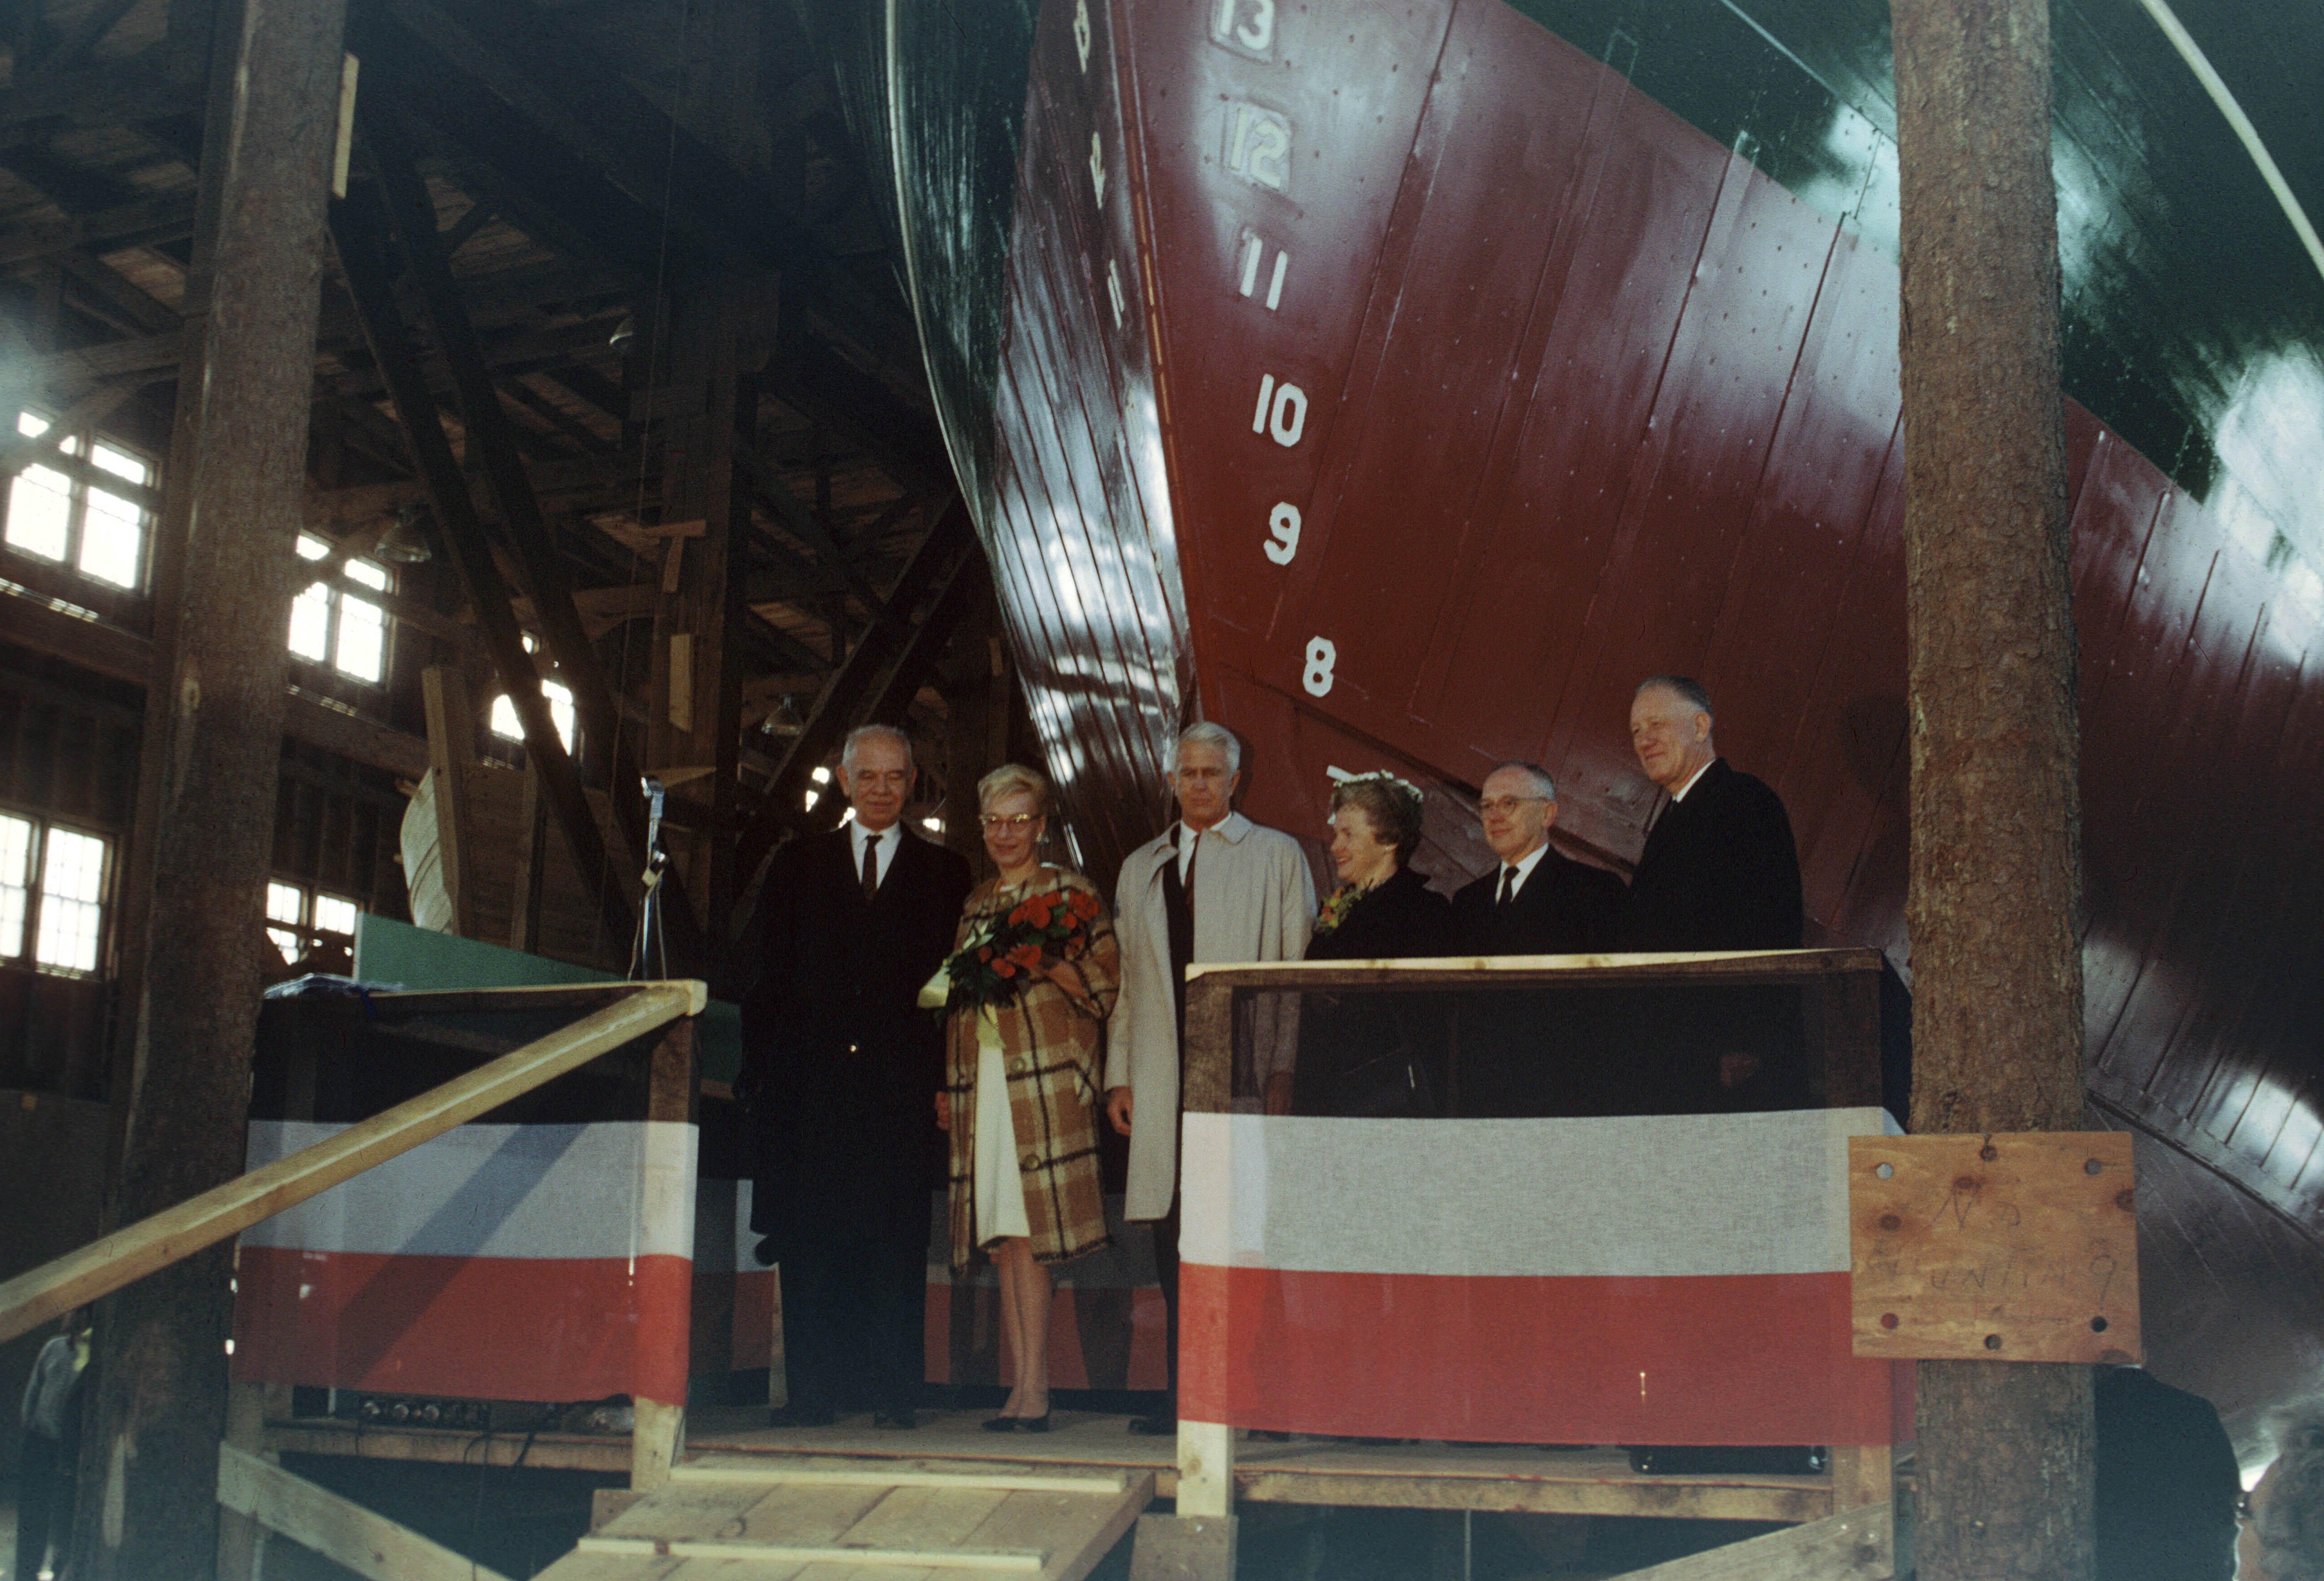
[2,0,2322,1576]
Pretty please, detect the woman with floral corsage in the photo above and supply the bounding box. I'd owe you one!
[1292,772,1451,1117]
[929,763,1118,1433]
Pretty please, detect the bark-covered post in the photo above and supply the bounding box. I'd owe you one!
[1891,0,2093,1578]
[76,0,346,1573]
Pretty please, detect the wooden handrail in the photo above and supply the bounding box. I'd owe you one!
[1185,946,1882,990]
[0,979,707,1346]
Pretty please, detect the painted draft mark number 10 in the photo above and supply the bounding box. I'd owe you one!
[1211,0,1336,696]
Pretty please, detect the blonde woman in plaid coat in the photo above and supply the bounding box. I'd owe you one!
[934,764,1118,1432]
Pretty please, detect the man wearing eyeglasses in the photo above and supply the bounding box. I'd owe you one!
[740,723,972,1430]
[1448,761,1622,1114]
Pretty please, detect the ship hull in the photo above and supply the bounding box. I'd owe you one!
[858,0,2324,1448]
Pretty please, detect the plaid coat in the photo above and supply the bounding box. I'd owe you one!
[943,866,1119,1271]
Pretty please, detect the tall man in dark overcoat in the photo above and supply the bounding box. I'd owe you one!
[1449,761,1623,1114]
[742,723,972,1428]
[1614,675,1805,1110]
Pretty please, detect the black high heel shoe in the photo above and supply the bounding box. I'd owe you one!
[982,1411,1053,1433]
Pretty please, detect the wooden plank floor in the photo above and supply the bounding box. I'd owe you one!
[539,1452,1153,1580]
[683,1410,1836,1524]
[267,1408,1847,1524]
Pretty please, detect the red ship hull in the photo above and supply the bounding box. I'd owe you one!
[956,0,2323,1442]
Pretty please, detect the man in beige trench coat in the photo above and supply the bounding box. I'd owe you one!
[1105,720,1314,1433]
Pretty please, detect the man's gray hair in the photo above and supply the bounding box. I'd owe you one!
[1637,674,1714,720]
[841,722,914,773]
[2258,1395,2324,1581]
[1175,720,1241,774]
[1488,760,1557,802]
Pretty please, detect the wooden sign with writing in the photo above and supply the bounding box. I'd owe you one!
[1849,1132,2140,1364]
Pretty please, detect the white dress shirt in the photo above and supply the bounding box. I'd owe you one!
[850,819,902,891]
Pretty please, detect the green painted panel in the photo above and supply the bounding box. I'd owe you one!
[353,915,742,1082]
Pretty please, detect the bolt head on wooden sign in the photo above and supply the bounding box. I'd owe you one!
[1848,1132,2139,1364]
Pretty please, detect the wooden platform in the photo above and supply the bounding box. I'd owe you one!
[266,1407,1865,1523]
[541,1452,1153,1579]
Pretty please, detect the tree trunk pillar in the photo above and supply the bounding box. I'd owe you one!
[1891,0,2093,1578]
[77,0,346,1574]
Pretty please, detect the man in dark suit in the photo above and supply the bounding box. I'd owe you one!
[742,723,973,1428]
[1449,761,1623,1115]
[1615,676,1805,1109]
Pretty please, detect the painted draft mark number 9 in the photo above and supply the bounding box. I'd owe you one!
[1263,503,1300,564]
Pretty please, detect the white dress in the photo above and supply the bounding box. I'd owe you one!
[969,1009,1032,1244]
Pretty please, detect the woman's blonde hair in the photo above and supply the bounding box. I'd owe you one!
[978,762,1050,814]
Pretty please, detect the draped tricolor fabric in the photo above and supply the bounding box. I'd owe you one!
[1179,1107,1911,1444]
[232,1120,696,1403]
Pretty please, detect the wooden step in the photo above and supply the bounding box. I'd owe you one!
[536,1453,1152,1580]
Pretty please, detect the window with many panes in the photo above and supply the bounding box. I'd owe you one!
[0,812,111,975]
[289,532,392,682]
[4,412,155,589]
[266,881,360,965]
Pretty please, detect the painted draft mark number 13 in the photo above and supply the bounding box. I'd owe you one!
[1212,0,1273,54]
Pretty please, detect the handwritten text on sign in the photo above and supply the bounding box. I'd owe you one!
[1848,1132,2140,1364]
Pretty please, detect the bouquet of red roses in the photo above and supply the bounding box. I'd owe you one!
[944,884,1103,1012]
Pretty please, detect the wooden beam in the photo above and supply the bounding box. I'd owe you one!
[729,499,975,878]
[0,981,702,1345]
[0,191,198,267]
[643,264,750,956]
[1891,0,2093,1576]
[0,584,435,777]
[281,691,429,780]
[359,107,696,959]
[81,0,348,1571]
[0,375,161,481]
[329,176,636,948]
[0,46,201,132]
[1603,1501,1897,1579]
[0,584,151,682]
[864,522,988,724]
[217,1445,516,1581]
[734,430,895,620]
[42,0,148,74]
[28,325,186,386]
[57,247,180,336]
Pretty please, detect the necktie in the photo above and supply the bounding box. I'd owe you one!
[1181,829,1200,919]
[861,832,881,902]
[1497,864,1518,906]
[1162,829,1195,1042]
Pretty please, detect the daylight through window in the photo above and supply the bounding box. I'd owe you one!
[290,533,392,682]
[3,412,155,589]
[0,812,112,974]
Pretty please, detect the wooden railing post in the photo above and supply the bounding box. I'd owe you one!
[631,1017,699,1491]
[1133,971,1238,1580]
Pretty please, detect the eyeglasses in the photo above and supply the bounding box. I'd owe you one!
[1477,796,1550,816]
[978,812,1038,829]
